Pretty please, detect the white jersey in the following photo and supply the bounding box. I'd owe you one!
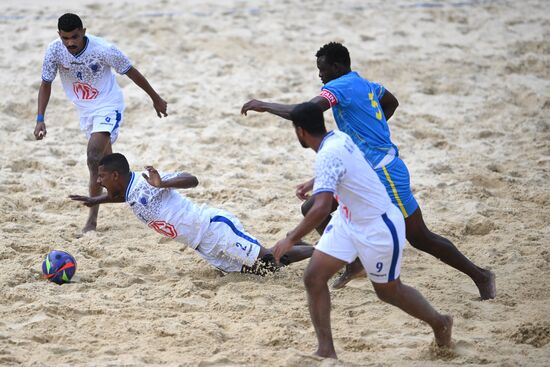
[125,172,214,249]
[313,131,393,228]
[41,34,132,117]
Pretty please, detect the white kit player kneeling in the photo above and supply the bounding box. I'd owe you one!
[70,153,313,274]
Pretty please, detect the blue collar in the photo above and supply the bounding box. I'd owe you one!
[73,36,89,58]
[125,172,135,201]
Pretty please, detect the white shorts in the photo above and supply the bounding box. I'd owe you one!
[315,205,406,283]
[196,211,262,273]
[79,109,123,144]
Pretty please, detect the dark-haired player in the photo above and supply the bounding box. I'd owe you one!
[70,153,313,274]
[35,13,168,233]
[271,103,452,358]
[241,42,495,300]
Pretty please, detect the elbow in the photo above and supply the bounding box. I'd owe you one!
[191,176,199,187]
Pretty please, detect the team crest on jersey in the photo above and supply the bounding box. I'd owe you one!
[72,81,98,100]
[148,220,177,238]
[89,61,100,73]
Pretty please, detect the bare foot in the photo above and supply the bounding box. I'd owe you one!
[313,349,337,359]
[476,269,496,300]
[332,262,366,289]
[82,221,97,234]
[434,314,453,348]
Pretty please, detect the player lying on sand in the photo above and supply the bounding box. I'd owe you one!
[271,103,452,358]
[70,153,313,274]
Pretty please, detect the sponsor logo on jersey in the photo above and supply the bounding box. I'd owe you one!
[72,81,99,100]
[148,220,178,238]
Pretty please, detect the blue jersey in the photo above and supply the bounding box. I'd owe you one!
[320,71,398,167]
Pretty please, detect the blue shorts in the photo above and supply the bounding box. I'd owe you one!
[375,157,418,218]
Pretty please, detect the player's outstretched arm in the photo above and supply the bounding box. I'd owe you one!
[240,99,297,119]
[272,191,333,262]
[69,193,124,207]
[241,96,330,120]
[34,81,52,140]
[142,166,198,189]
[379,89,399,121]
[125,67,168,118]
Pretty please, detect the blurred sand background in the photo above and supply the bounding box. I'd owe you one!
[0,0,549,366]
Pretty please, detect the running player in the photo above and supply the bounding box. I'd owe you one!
[69,153,313,274]
[271,103,452,358]
[35,13,168,233]
[241,42,495,300]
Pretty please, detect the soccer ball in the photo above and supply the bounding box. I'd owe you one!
[42,250,77,285]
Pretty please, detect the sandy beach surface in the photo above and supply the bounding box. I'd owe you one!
[0,0,549,366]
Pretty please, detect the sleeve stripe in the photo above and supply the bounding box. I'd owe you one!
[313,188,335,195]
[378,86,385,98]
[120,64,133,75]
[320,89,338,107]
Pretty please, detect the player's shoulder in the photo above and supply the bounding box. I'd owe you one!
[317,131,346,158]
[87,34,117,51]
[45,38,63,53]
[323,130,348,147]
[324,71,359,89]
[324,131,358,158]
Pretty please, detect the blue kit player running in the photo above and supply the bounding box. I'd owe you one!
[241,42,495,300]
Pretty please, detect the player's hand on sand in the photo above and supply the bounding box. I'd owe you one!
[69,195,98,207]
[143,166,163,187]
[272,237,295,264]
[34,122,47,140]
[241,99,266,116]
[296,178,314,200]
[153,96,168,118]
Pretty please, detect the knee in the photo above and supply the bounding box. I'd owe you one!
[87,150,103,170]
[374,283,399,305]
[407,230,437,251]
[303,268,324,290]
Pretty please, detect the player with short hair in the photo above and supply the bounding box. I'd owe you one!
[35,13,168,233]
[271,102,452,358]
[69,153,313,274]
[241,42,495,300]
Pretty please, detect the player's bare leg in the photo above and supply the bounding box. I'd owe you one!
[405,208,496,300]
[284,242,315,263]
[83,132,112,233]
[303,250,347,359]
[332,208,496,299]
[332,258,366,289]
[300,196,338,235]
[372,278,453,347]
